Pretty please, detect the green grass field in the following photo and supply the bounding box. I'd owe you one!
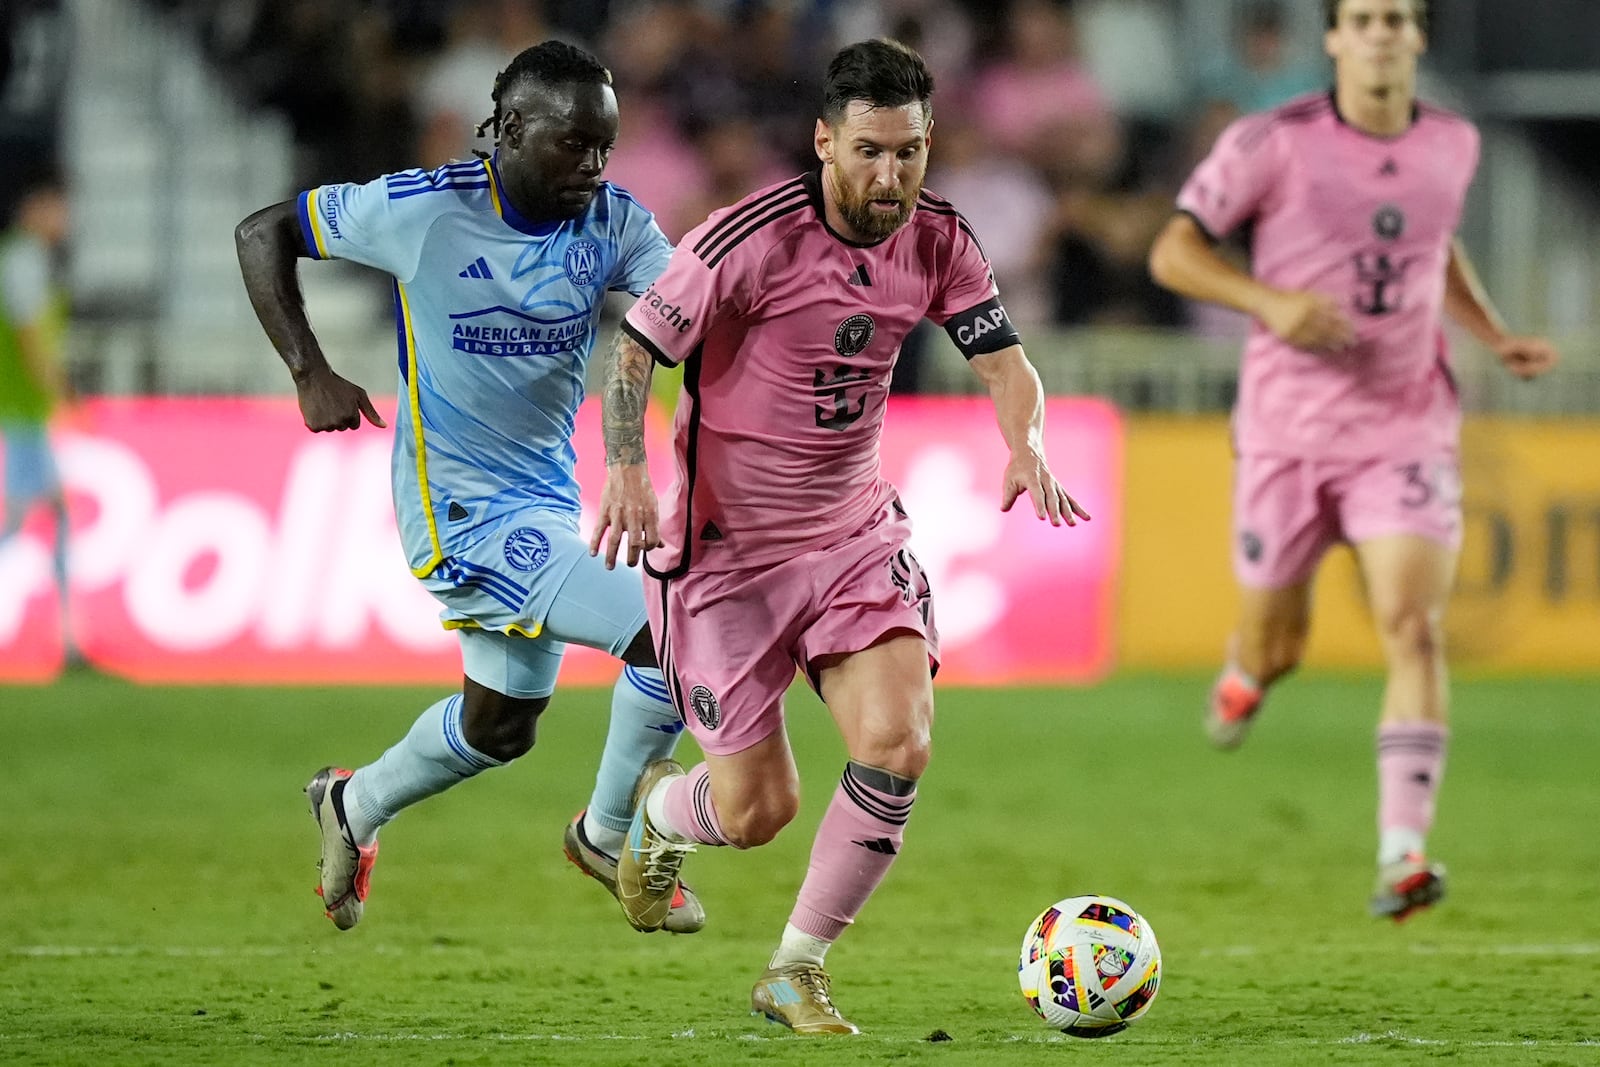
[1,672,1597,1066]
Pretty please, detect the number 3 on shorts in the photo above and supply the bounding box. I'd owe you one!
[1394,460,1460,510]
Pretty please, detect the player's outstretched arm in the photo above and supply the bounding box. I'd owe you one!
[235,201,385,432]
[1443,238,1560,381]
[968,344,1090,528]
[590,329,661,569]
[1148,213,1355,354]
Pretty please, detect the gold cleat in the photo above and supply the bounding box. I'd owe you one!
[751,963,861,1035]
[615,760,695,932]
[562,809,706,934]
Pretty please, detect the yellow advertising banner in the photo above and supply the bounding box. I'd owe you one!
[1118,417,1600,672]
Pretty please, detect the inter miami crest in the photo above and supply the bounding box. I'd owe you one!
[1372,205,1405,242]
[688,685,721,730]
[834,313,875,357]
[1240,531,1264,565]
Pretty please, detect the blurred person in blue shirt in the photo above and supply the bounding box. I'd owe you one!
[1200,1,1325,114]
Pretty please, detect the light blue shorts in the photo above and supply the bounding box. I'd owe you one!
[419,510,650,698]
[2,421,61,508]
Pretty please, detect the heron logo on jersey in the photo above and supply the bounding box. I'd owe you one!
[689,685,721,730]
[564,239,601,287]
[834,314,875,357]
[1373,205,1405,241]
[503,527,551,571]
[1240,531,1264,565]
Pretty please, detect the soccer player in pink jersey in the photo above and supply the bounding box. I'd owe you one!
[1149,0,1558,922]
[587,39,1091,1033]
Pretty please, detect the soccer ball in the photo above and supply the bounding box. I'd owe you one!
[1018,894,1162,1038]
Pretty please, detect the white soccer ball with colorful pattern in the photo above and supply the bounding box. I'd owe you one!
[1018,894,1162,1037]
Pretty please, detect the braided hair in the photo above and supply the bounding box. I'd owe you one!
[473,40,613,158]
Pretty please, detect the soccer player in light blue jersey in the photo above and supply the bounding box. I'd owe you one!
[235,41,704,934]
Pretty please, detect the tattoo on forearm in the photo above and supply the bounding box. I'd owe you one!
[602,332,652,466]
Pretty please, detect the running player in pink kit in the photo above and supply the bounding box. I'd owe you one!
[1149,0,1557,921]
[588,39,1090,1034]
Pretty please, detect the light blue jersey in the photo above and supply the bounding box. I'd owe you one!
[297,156,671,580]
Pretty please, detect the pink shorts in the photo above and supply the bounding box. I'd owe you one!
[1232,450,1462,588]
[646,506,940,756]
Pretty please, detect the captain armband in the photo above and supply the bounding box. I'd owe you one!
[944,296,1021,359]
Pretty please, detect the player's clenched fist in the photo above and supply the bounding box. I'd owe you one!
[1493,335,1559,380]
[294,366,387,432]
[1259,290,1356,355]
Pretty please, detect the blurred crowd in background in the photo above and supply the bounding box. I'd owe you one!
[13,0,1594,408]
[123,0,1330,334]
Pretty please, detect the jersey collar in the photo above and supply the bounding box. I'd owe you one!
[1327,88,1420,140]
[487,154,574,237]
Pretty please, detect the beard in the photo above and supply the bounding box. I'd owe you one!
[829,162,920,240]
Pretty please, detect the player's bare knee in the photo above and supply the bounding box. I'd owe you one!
[852,719,932,778]
[720,794,799,849]
[1378,609,1443,662]
[864,739,930,780]
[461,689,549,762]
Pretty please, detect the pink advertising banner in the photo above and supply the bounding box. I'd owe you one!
[0,397,1120,686]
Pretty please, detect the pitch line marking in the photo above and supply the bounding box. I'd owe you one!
[1195,942,1600,958]
[14,941,1600,959]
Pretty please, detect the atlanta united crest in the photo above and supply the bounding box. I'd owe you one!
[564,239,601,286]
[503,527,551,571]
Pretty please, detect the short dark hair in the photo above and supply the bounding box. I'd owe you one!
[479,39,612,143]
[3,163,66,228]
[1242,1,1285,34]
[821,39,935,126]
[1323,0,1430,34]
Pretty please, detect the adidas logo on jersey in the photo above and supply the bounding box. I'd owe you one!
[458,256,494,280]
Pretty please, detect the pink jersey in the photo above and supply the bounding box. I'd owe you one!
[1177,92,1481,459]
[623,172,999,574]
